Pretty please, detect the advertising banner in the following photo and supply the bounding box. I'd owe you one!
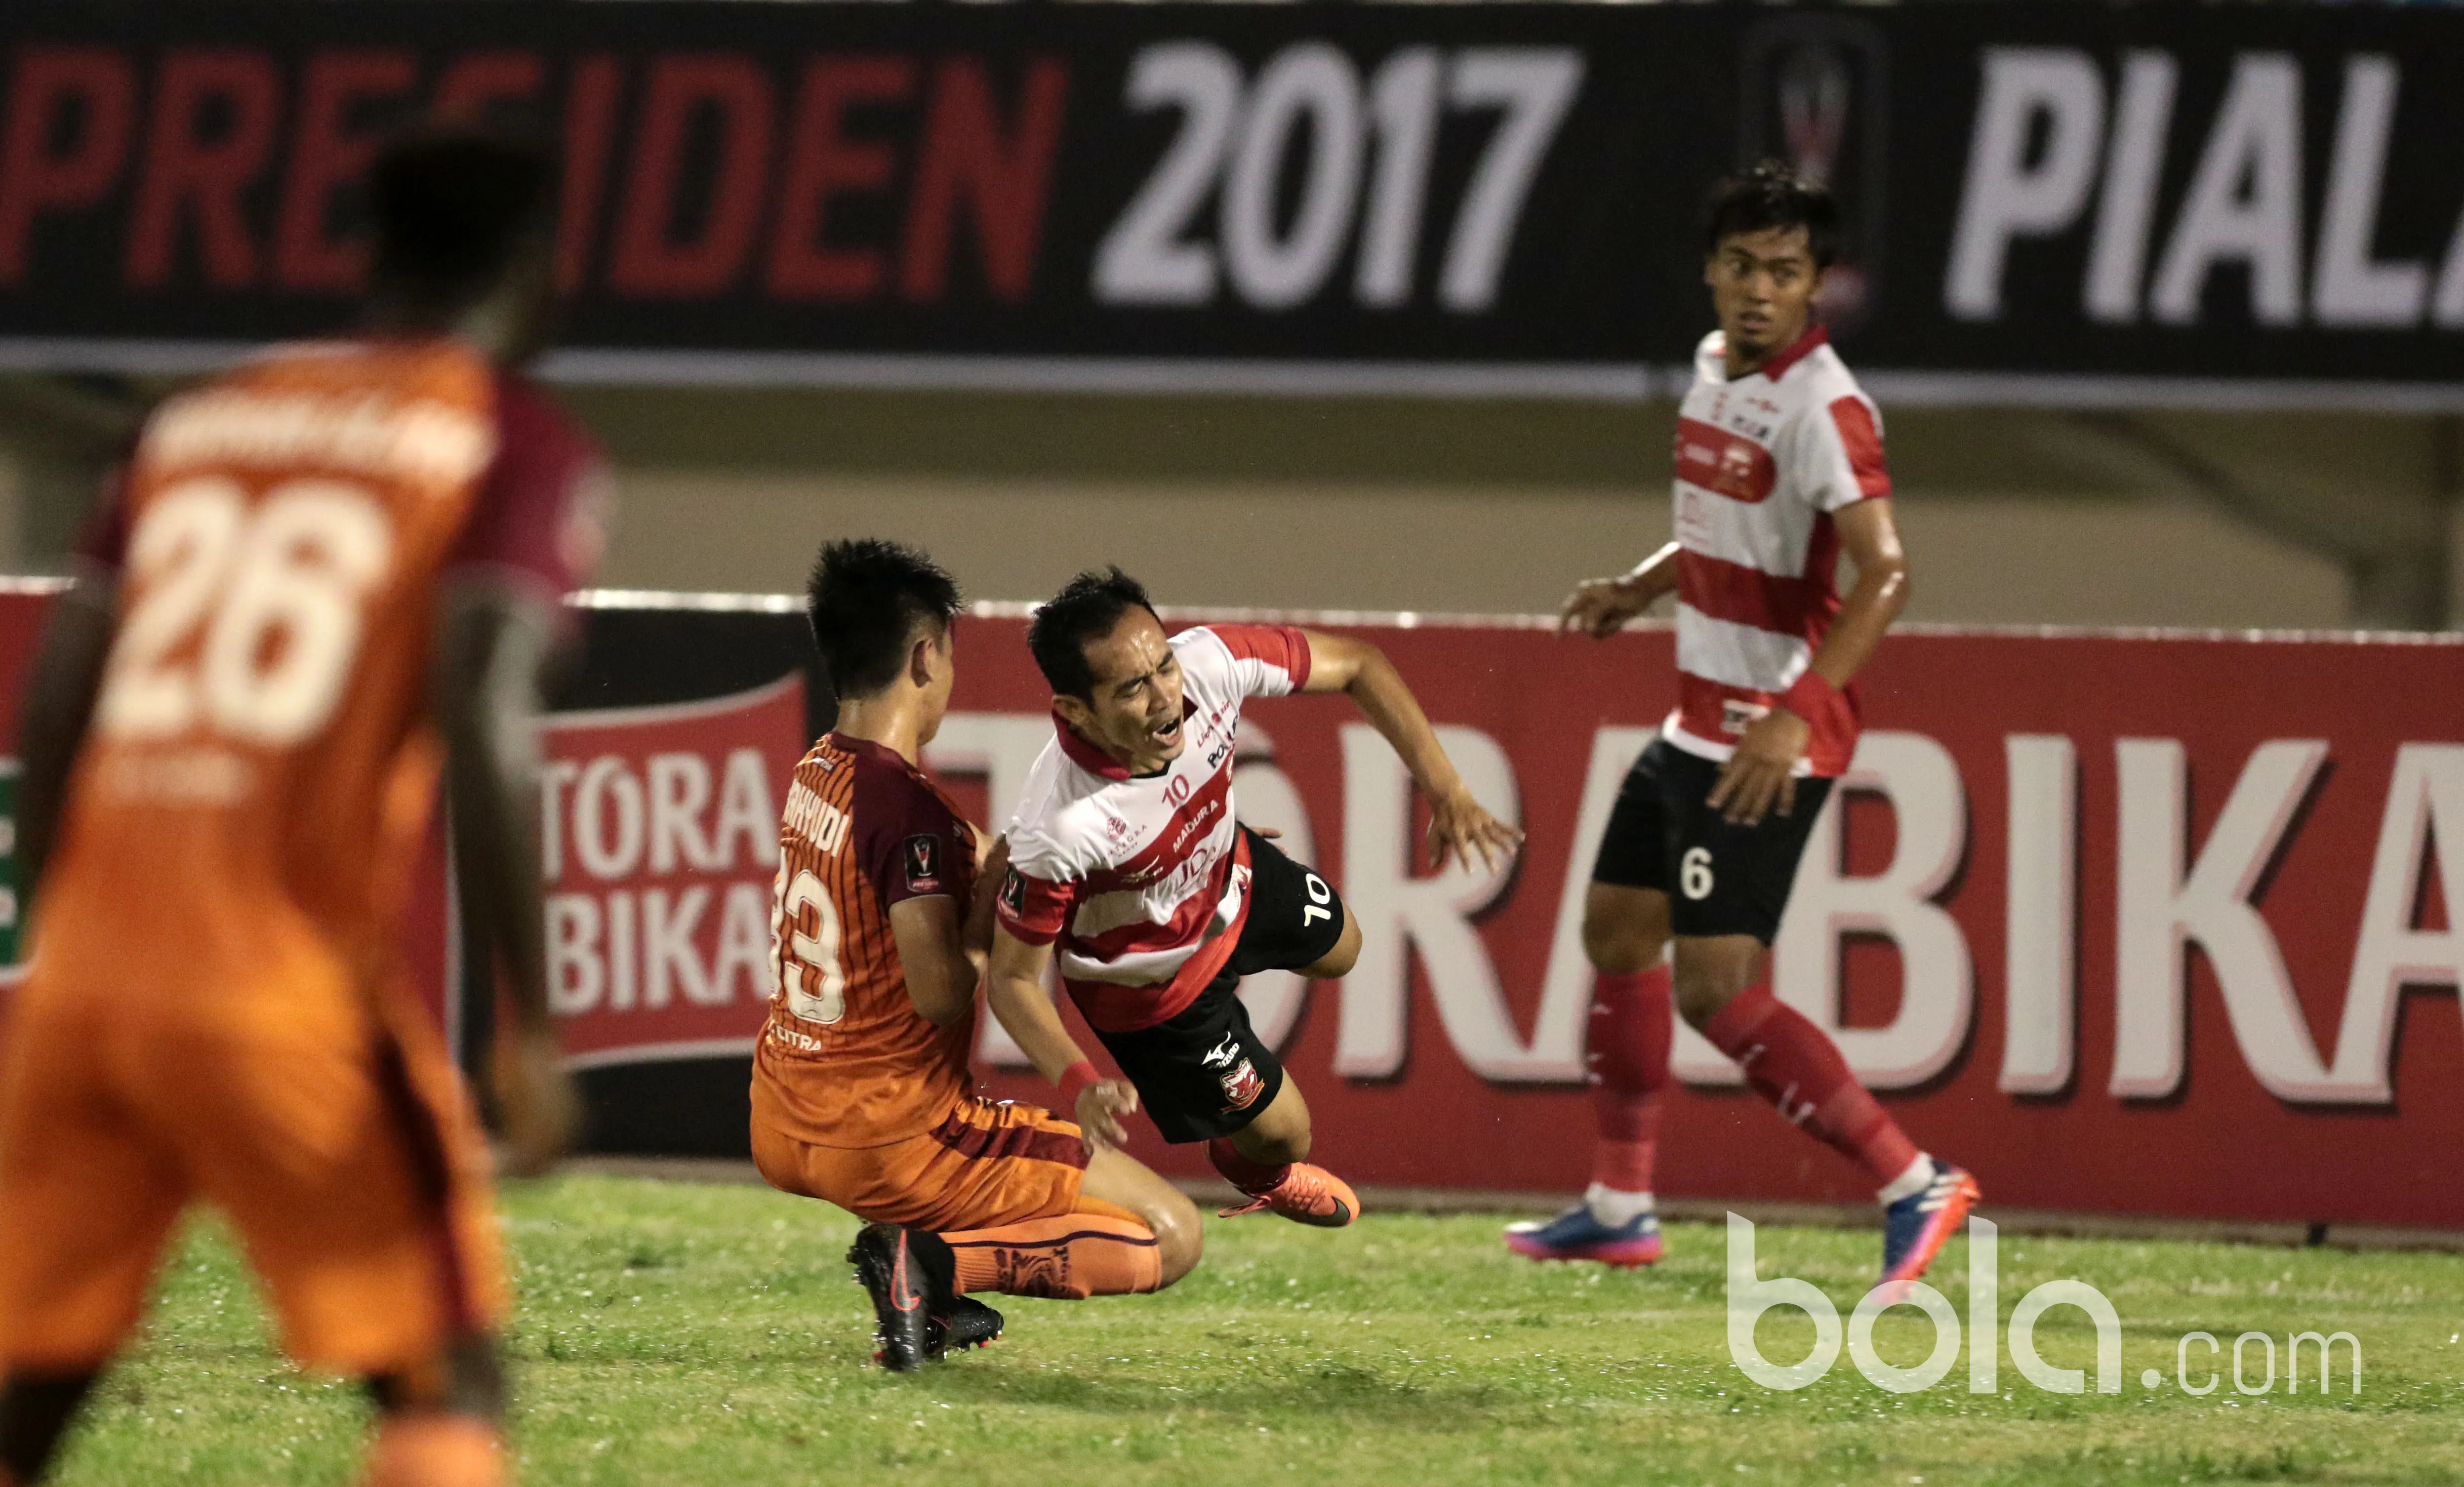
[2,4,2461,404]
[541,674,807,1071]
[0,587,2456,1229]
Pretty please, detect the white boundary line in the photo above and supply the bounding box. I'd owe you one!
[1855,367,2464,415]
[541,670,803,732]
[9,336,2464,412]
[541,349,1664,402]
[575,590,2462,648]
[563,1036,759,1072]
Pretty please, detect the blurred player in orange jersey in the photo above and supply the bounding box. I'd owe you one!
[750,540,1205,1372]
[0,132,602,1486]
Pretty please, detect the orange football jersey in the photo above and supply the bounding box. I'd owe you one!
[35,337,601,1018]
[752,733,981,1148]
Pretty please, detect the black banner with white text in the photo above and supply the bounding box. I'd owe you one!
[3,3,2462,404]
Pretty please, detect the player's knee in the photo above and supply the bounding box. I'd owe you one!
[1149,1187,1205,1287]
[1582,890,1669,974]
[1672,963,1751,1031]
[1581,912,1657,975]
[1305,909,1361,979]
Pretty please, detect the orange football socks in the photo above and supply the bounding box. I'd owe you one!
[360,1414,506,1487]
[944,1215,1163,1300]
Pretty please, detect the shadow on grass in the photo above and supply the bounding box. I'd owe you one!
[910,1354,1532,1426]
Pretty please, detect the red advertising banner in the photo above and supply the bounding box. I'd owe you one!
[923,613,2464,1232]
[0,586,2456,1230]
[541,675,808,1068]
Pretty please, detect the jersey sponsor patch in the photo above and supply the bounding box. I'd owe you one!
[903,833,943,894]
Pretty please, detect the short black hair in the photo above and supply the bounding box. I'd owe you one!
[370,129,553,301]
[1704,160,1840,269]
[805,539,963,699]
[1028,567,1159,700]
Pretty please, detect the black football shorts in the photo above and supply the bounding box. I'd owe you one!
[1092,828,1346,1143]
[1590,735,1834,944]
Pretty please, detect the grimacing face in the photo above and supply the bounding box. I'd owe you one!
[1054,608,1187,774]
[1704,223,1823,366]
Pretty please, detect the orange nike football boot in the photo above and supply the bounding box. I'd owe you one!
[1218,1163,1359,1228]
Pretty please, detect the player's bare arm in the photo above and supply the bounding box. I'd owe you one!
[985,926,1139,1154]
[1297,629,1525,873]
[1559,541,1681,639]
[12,573,117,901]
[1708,497,1910,827]
[435,577,579,1178]
[889,836,1007,1026]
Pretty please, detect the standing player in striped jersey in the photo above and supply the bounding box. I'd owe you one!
[1510,163,1978,1282]
[988,570,1521,1226]
[0,134,594,1486]
[750,541,1206,1373]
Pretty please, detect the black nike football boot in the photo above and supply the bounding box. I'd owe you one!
[938,1294,1005,1352]
[846,1224,958,1372]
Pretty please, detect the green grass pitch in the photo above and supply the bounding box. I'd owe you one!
[43,1175,2464,1486]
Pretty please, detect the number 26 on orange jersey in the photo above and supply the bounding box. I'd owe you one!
[96,475,394,747]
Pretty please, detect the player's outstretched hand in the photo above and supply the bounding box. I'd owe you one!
[1708,709,1810,827]
[1428,783,1525,875]
[494,1023,581,1179]
[1558,575,1650,639]
[1075,1079,1139,1156]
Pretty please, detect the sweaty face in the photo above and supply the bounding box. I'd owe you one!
[1064,609,1186,773]
[1704,225,1822,367]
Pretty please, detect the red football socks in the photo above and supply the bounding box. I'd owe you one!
[360,1414,505,1487]
[1702,982,1919,1189]
[944,1215,1164,1300]
[1587,966,1672,1193]
[1207,1138,1291,1197]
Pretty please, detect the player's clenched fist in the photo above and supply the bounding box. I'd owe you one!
[1075,1079,1141,1156]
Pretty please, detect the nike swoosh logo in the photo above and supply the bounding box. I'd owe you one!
[890,1241,923,1312]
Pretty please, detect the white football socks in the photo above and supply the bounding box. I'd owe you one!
[1877,1153,1938,1207]
[1585,1182,1655,1227]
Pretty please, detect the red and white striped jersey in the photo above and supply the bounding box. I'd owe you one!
[995,624,1311,1033]
[1666,325,1888,778]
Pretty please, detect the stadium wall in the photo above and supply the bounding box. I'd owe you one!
[590,469,2358,631]
[1,588,2457,1231]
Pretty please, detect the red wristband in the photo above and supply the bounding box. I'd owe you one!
[1778,670,1840,724]
[1058,1060,1101,1108]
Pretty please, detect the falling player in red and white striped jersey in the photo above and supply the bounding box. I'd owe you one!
[988,570,1521,1228]
[1518,163,1978,1284]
